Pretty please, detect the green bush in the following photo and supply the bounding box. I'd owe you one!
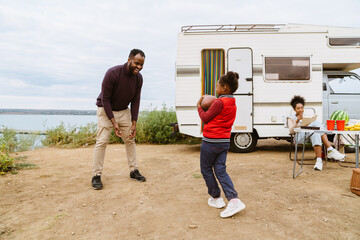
[16,134,40,152]
[135,105,183,144]
[0,127,39,153]
[0,145,37,175]
[42,122,97,148]
[0,142,14,175]
[0,128,39,174]
[1,128,17,153]
[42,105,199,147]
[105,105,186,144]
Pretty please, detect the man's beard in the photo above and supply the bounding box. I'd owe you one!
[128,63,137,75]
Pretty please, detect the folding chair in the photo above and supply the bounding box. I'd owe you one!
[288,131,328,165]
[284,107,328,165]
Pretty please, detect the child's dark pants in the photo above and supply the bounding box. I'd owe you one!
[200,141,238,201]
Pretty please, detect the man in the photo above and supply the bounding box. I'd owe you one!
[92,49,146,190]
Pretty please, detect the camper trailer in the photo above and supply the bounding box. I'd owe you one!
[174,23,360,152]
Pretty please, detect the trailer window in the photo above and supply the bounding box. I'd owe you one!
[329,38,360,47]
[264,57,310,81]
[328,75,360,94]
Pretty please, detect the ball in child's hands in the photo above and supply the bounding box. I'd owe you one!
[201,95,217,111]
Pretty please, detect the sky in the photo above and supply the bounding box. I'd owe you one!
[1,0,360,110]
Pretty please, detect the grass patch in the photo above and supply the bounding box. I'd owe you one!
[2,105,201,150]
[135,105,181,144]
[193,173,202,179]
[42,122,97,148]
[0,127,41,152]
[0,148,37,175]
[13,162,37,170]
[43,213,65,230]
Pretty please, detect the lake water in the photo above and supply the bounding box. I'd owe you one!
[0,114,97,131]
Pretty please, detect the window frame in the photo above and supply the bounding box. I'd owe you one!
[327,74,360,95]
[327,36,360,48]
[263,55,312,82]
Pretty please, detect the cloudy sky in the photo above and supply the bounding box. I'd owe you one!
[1,0,360,110]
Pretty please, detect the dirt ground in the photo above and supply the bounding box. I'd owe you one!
[1,139,359,240]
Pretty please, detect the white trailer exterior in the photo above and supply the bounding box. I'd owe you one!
[175,24,360,152]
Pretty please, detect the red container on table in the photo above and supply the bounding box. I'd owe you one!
[327,120,335,130]
[336,120,345,131]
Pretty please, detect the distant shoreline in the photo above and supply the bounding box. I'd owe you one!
[0,109,96,115]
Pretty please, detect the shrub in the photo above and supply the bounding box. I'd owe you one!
[42,105,199,147]
[0,127,39,153]
[0,129,39,174]
[1,128,17,153]
[135,105,183,144]
[42,122,97,148]
[0,147,37,175]
[16,134,40,152]
[106,105,185,144]
[0,142,14,175]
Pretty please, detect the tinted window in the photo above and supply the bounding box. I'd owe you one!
[328,75,360,94]
[329,38,360,46]
[265,57,310,80]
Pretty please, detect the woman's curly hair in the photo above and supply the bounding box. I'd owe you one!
[290,95,305,109]
[219,71,239,93]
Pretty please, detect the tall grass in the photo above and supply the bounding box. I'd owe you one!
[43,105,198,147]
[136,105,182,144]
[0,128,40,174]
[0,128,40,152]
[110,105,193,144]
[0,106,198,174]
[42,122,97,148]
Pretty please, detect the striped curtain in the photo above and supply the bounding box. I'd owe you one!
[201,49,225,96]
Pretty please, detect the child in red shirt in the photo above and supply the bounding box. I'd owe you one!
[197,71,245,218]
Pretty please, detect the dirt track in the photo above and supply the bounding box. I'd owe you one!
[1,139,359,240]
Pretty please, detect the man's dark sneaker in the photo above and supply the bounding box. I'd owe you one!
[130,169,146,182]
[92,175,103,190]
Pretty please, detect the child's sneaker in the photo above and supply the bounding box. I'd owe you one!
[327,149,345,162]
[220,199,245,218]
[314,159,323,171]
[208,197,226,209]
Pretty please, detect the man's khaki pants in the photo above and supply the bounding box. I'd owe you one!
[92,107,137,176]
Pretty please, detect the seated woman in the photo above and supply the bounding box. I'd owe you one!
[288,95,345,171]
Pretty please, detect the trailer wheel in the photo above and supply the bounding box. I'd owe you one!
[230,132,258,153]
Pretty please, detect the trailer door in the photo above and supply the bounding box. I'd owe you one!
[228,48,253,133]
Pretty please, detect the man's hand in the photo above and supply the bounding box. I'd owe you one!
[111,118,122,137]
[129,121,137,139]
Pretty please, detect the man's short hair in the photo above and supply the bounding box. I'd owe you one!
[129,49,145,58]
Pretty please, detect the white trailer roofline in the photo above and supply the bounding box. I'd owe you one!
[181,24,286,33]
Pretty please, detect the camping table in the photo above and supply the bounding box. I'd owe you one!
[293,128,360,178]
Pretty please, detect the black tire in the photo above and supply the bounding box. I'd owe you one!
[230,132,258,153]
